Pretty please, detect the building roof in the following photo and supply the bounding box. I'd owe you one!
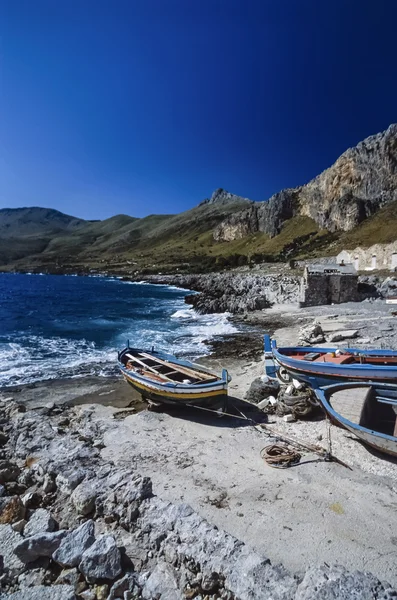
[306,263,357,275]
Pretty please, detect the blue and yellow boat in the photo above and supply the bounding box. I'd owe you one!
[118,345,229,407]
[264,335,397,387]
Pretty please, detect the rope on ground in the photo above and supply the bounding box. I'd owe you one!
[183,400,352,469]
[261,444,301,469]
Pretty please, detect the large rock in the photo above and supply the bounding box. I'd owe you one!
[108,573,139,600]
[0,524,25,581]
[142,561,180,600]
[327,329,359,343]
[79,535,122,583]
[24,509,57,537]
[14,530,66,563]
[3,585,76,599]
[245,376,280,404]
[53,520,95,567]
[298,322,325,345]
[71,480,98,516]
[55,468,87,494]
[0,461,20,484]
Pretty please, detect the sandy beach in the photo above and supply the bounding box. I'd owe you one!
[3,299,397,590]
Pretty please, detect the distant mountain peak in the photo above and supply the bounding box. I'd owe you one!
[199,188,252,206]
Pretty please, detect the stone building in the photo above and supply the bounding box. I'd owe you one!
[300,263,358,307]
[337,242,397,272]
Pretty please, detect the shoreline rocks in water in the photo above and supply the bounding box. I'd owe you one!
[0,395,396,599]
[136,272,302,314]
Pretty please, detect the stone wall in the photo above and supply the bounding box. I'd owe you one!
[300,270,359,306]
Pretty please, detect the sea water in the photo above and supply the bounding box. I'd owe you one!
[0,273,236,387]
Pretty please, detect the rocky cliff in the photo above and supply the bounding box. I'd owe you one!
[215,124,397,241]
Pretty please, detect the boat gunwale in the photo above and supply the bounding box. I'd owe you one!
[315,382,397,444]
[272,346,397,374]
[118,347,228,390]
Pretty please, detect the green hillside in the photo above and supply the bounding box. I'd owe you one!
[1,197,396,275]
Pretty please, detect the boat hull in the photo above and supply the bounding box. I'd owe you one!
[118,347,228,407]
[265,336,397,387]
[122,368,227,406]
[314,382,397,457]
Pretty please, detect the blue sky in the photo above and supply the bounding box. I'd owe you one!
[1,0,397,220]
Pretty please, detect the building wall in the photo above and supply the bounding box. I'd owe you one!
[337,242,397,271]
[300,271,358,306]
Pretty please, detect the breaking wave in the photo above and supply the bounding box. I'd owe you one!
[0,274,237,387]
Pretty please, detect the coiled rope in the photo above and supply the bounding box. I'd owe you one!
[260,443,301,469]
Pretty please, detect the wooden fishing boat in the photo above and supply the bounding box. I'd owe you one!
[118,345,229,407]
[314,382,397,457]
[264,334,397,387]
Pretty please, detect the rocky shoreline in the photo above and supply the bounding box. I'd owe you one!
[130,271,397,315]
[1,390,397,600]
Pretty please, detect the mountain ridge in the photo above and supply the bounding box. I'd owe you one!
[1,124,397,273]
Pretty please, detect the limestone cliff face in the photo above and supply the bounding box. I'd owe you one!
[214,124,397,241]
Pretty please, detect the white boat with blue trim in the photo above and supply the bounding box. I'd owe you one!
[118,345,229,408]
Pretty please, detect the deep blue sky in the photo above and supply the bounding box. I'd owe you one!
[1,0,397,220]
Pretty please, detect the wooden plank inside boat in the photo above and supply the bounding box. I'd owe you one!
[138,352,217,381]
[125,353,176,383]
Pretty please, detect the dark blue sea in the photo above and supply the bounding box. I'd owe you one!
[0,273,236,387]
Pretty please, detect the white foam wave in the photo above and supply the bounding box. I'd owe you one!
[0,336,117,387]
[171,308,196,319]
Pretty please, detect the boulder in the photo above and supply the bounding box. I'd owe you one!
[12,519,27,533]
[53,520,95,567]
[71,480,98,516]
[54,566,82,587]
[142,562,180,600]
[55,468,87,494]
[17,567,47,587]
[42,474,56,494]
[24,509,57,537]
[327,329,359,343]
[79,535,122,583]
[0,496,25,525]
[0,524,25,581]
[245,376,280,404]
[298,322,325,345]
[0,461,20,484]
[14,530,66,563]
[108,573,139,599]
